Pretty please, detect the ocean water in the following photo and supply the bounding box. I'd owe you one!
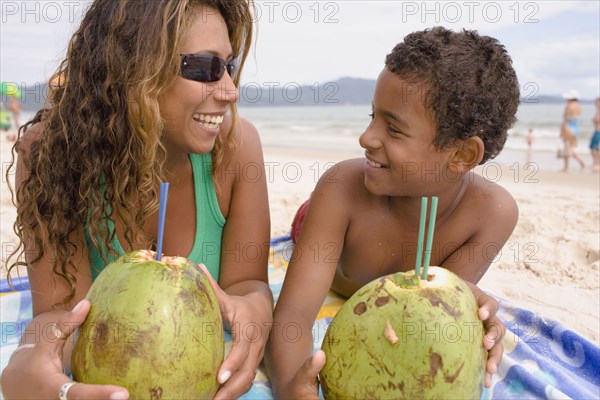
[240,102,599,171]
[15,102,598,171]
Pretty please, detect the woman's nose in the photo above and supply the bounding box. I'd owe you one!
[212,71,239,104]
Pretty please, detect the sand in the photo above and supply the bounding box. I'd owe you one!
[1,128,599,346]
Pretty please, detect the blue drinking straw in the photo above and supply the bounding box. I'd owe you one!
[155,182,169,261]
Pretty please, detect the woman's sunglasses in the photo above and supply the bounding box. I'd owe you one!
[180,54,238,83]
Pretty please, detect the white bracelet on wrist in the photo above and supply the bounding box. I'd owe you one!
[59,382,77,400]
[8,343,36,364]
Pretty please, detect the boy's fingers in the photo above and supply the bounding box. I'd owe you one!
[484,343,502,388]
[476,295,499,322]
[486,341,503,373]
[483,316,506,350]
[311,350,326,374]
[464,282,499,321]
[299,350,326,383]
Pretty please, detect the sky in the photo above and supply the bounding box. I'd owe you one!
[1,0,599,100]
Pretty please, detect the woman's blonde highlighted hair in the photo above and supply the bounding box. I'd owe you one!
[7,0,254,306]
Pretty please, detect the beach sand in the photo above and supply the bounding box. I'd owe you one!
[1,128,599,346]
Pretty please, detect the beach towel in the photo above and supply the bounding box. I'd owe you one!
[1,235,599,399]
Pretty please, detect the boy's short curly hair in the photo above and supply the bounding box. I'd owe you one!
[385,26,520,163]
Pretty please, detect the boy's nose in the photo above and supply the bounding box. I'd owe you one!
[359,126,382,150]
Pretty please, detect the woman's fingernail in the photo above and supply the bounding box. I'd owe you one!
[110,391,129,400]
[71,300,85,314]
[219,370,231,383]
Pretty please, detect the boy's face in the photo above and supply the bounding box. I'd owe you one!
[359,68,458,197]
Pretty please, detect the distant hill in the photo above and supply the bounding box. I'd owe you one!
[7,79,593,113]
[238,77,376,107]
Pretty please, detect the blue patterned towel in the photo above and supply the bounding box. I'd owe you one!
[1,236,599,399]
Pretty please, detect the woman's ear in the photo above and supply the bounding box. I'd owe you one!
[448,136,484,173]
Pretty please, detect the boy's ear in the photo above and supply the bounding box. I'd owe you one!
[448,136,484,173]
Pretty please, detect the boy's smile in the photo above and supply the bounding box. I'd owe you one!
[365,157,388,169]
[359,68,454,197]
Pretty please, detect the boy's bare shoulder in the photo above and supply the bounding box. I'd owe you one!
[313,158,369,203]
[318,158,366,190]
[463,172,518,224]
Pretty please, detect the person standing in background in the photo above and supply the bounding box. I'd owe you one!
[590,97,600,172]
[8,96,21,129]
[526,127,534,163]
[559,89,586,172]
[3,97,21,141]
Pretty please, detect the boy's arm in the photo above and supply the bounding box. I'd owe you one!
[265,164,350,399]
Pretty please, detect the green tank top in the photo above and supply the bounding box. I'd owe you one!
[84,153,225,281]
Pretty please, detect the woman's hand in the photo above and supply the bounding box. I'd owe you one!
[0,300,129,400]
[198,264,273,400]
[466,282,506,388]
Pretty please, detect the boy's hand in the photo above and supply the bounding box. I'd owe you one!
[466,282,506,388]
[279,350,325,400]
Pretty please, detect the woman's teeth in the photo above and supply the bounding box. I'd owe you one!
[192,113,224,129]
[367,159,384,168]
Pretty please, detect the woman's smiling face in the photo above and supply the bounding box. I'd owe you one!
[159,5,239,157]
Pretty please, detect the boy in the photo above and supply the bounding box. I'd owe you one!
[265,27,520,398]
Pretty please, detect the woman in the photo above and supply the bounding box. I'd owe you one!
[560,89,586,172]
[590,97,600,172]
[1,1,272,399]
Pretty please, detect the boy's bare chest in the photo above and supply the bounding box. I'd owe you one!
[338,214,464,288]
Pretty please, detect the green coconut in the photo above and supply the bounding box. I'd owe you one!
[320,267,486,400]
[72,250,223,399]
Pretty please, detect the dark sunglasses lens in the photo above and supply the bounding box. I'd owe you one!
[226,60,237,78]
[181,55,226,83]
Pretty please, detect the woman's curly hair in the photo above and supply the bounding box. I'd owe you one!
[6,0,254,306]
[385,26,520,163]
